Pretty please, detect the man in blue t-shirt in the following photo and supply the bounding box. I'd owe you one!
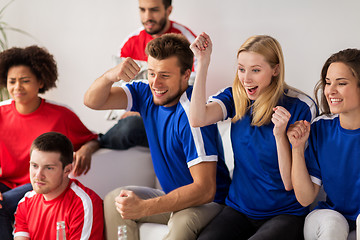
[84,33,231,240]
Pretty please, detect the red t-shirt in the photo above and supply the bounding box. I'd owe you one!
[0,99,98,188]
[14,179,104,240]
[120,20,197,61]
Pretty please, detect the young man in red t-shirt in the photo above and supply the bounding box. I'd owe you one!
[14,132,104,240]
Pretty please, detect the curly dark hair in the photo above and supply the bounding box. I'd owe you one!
[0,45,58,93]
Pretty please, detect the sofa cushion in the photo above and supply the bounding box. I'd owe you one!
[72,147,154,199]
[138,223,168,240]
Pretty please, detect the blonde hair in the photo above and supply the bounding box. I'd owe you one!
[232,35,287,126]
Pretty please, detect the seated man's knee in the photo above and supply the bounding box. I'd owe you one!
[166,210,199,240]
[105,116,147,149]
[167,204,222,240]
[169,203,222,231]
[104,187,123,208]
[115,116,144,136]
[170,208,201,230]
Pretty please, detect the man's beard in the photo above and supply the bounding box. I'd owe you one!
[153,87,183,107]
[143,16,167,35]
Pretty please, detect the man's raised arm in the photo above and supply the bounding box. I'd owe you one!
[84,57,140,110]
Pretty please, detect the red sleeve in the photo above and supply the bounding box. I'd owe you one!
[62,108,98,151]
[120,32,152,61]
[67,200,85,240]
[120,39,132,58]
[13,199,30,238]
[67,181,104,240]
[89,194,104,240]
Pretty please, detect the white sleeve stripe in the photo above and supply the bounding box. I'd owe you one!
[121,80,150,112]
[180,93,206,157]
[172,22,196,42]
[310,176,322,186]
[121,85,133,112]
[285,89,317,121]
[13,191,37,235]
[312,114,338,123]
[70,182,93,240]
[0,98,12,106]
[17,190,36,205]
[13,232,30,238]
[187,155,218,168]
[208,97,227,120]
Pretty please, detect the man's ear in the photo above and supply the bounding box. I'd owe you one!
[183,69,191,83]
[64,164,73,176]
[166,5,173,16]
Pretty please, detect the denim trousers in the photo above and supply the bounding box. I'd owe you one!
[99,115,148,150]
[0,183,32,240]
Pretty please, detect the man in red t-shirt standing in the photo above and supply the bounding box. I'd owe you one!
[14,132,104,240]
[99,0,197,150]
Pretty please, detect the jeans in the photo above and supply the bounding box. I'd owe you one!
[99,116,148,150]
[197,205,305,240]
[0,183,32,240]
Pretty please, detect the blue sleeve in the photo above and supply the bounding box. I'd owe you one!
[305,122,322,185]
[178,94,221,168]
[208,87,235,120]
[122,81,151,112]
[286,93,318,125]
[285,92,321,184]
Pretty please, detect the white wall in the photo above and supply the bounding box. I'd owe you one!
[3,0,360,133]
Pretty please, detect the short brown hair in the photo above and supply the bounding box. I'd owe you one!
[30,132,73,169]
[145,33,193,75]
[0,45,58,93]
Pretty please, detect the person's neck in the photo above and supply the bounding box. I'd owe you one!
[15,97,42,114]
[43,178,70,201]
[151,20,171,38]
[339,110,360,130]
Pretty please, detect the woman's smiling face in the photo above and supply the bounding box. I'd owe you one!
[324,62,360,116]
[237,51,278,100]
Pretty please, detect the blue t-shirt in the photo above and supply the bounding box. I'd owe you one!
[210,87,317,219]
[122,81,231,203]
[306,114,360,221]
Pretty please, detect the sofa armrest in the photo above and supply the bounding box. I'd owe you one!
[72,147,155,199]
